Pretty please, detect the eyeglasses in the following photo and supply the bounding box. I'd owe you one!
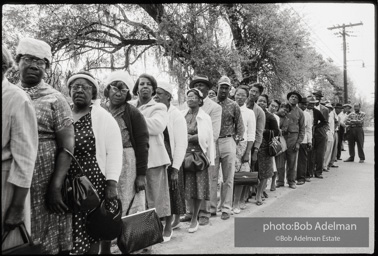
[21,56,47,68]
[71,84,92,91]
[110,85,129,95]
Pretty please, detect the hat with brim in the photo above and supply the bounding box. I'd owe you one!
[287,91,302,102]
[218,76,232,87]
[300,97,308,104]
[307,96,318,103]
[343,103,352,108]
[157,81,173,96]
[312,90,324,98]
[335,103,343,109]
[325,103,333,109]
[189,75,212,89]
[16,37,52,63]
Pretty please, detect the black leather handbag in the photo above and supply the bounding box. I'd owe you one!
[61,148,101,213]
[183,149,210,172]
[234,171,259,186]
[117,195,163,254]
[2,223,41,255]
[268,130,282,157]
[86,199,122,240]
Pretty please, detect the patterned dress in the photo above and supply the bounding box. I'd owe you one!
[183,112,210,200]
[18,81,73,254]
[69,110,107,254]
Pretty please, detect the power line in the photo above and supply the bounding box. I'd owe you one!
[288,4,344,65]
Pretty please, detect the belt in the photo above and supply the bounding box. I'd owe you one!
[219,135,233,139]
[350,125,362,128]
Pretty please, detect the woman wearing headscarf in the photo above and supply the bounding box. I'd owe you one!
[129,74,171,222]
[181,88,215,233]
[15,37,74,254]
[67,71,123,254]
[255,94,279,205]
[2,46,38,251]
[99,70,149,254]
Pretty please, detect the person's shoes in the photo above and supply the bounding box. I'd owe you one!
[323,169,329,172]
[359,160,365,163]
[198,216,209,226]
[240,202,247,210]
[270,187,276,191]
[210,212,217,217]
[330,164,339,168]
[180,215,192,222]
[289,184,297,189]
[305,178,311,182]
[276,183,284,188]
[314,175,323,179]
[188,221,199,233]
[262,191,268,198]
[221,212,230,220]
[296,181,305,185]
[171,222,181,230]
[337,158,342,160]
[163,230,173,242]
[233,208,241,214]
[344,158,354,162]
[256,201,263,206]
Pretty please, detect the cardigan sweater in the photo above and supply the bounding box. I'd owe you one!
[91,103,123,181]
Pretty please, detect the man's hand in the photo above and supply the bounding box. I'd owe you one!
[242,152,250,163]
[251,150,258,164]
[293,143,300,152]
[135,175,146,193]
[307,143,312,150]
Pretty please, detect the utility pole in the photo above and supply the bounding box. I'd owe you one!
[328,22,363,103]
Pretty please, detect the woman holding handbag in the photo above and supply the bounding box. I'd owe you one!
[232,86,256,214]
[99,71,149,254]
[67,71,123,254]
[255,94,279,205]
[181,88,215,233]
[267,99,281,191]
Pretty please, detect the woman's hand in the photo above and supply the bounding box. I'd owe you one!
[242,152,250,163]
[105,180,118,201]
[46,185,69,214]
[135,175,146,193]
[3,205,24,231]
[169,167,179,190]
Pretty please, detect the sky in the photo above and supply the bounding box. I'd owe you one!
[289,3,375,103]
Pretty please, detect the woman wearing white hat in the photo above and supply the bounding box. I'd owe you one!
[99,70,149,253]
[15,37,75,254]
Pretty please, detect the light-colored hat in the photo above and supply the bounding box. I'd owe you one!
[67,72,99,92]
[325,103,333,109]
[157,81,173,96]
[16,37,52,63]
[218,76,232,87]
[343,104,352,108]
[105,70,134,92]
[307,96,318,103]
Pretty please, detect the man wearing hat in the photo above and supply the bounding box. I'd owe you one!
[312,90,330,129]
[296,97,313,185]
[344,103,365,163]
[335,103,345,159]
[276,90,305,189]
[337,103,351,156]
[154,81,188,239]
[306,96,328,179]
[181,75,222,226]
[323,103,338,171]
[212,75,244,220]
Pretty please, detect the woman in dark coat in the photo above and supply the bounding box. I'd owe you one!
[255,94,280,205]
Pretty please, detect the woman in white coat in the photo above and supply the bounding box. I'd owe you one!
[181,88,215,233]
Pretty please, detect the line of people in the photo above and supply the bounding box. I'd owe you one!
[2,37,366,254]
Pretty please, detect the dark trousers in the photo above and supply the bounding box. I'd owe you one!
[337,126,345,159]
[347,127,365,160]
[313,128,327,176]
[297,144,308,182]
[307,147,314,178]
[277,133,298,186]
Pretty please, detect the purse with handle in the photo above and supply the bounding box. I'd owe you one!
[117,194,163,254]
[61,148,101,213]
[233,163,260,186]
[2,223,41,255]
[268,130,282,157]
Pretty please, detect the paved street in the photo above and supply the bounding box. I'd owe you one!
[113,129,374,254]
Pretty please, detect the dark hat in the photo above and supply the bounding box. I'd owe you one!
[300,97,308,104]
[335,103,343,109]
[312,90,324,97]
[86,199,122,240]
[189,75,212,89]
[287,90,303,102]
